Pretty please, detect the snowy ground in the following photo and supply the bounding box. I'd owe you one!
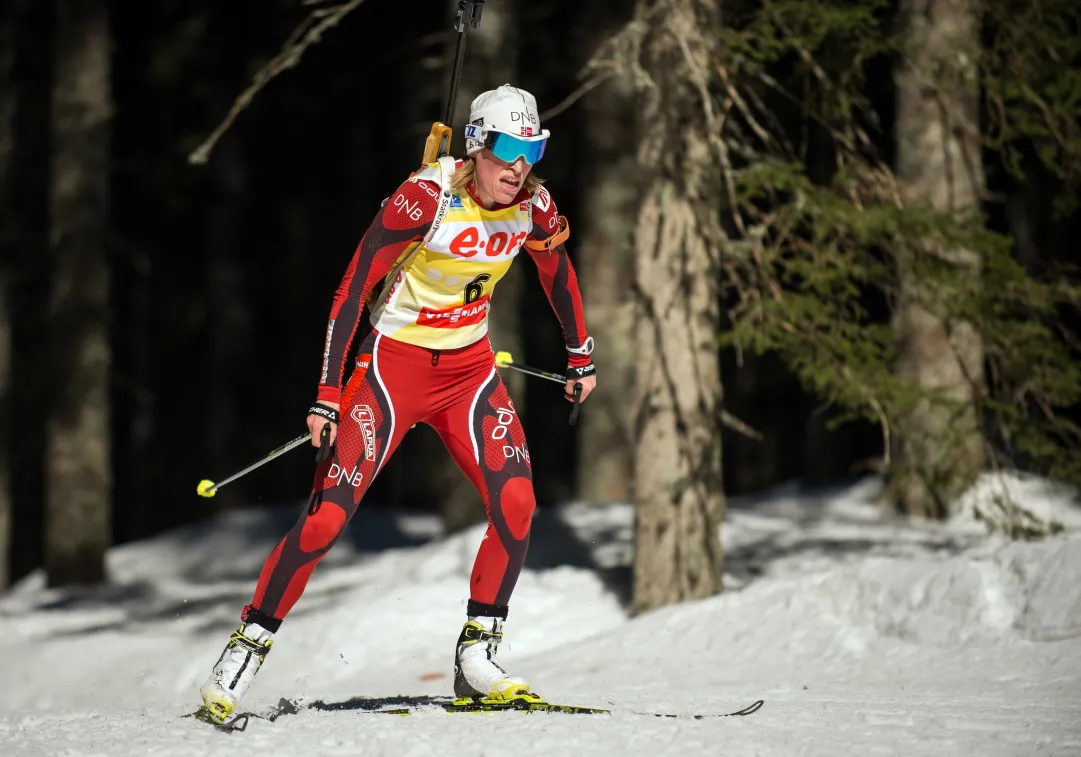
[1,471,1080,756]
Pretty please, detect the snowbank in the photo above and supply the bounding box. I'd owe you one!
[954,469,1081,531]
[1,474,1079,756]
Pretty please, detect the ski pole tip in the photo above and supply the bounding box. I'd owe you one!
[197,479,217,498]
[494,351,513,366]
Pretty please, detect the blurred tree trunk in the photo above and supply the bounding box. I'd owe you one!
[892,0,985,518]
[45,0,113,586]
[631,0,725,614]
[430,0,521,533]
[575,4,638,503]
[0,3,15,590]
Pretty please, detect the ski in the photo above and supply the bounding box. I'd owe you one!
[637,699,765,719]
[185,695,763,729]
[371,696,611,716]
[366,696,765,719]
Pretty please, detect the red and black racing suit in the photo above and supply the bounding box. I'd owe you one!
[241,174,592,629]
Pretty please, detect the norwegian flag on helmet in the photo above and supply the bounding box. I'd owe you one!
[520,126,533,136]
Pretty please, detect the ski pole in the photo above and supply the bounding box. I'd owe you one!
[494,350,565,384]
[196,425,331,498]
[494,351,584,426]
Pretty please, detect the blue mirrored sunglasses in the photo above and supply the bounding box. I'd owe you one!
[484,130,548,165]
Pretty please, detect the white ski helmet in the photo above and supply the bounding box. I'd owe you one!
[463,84,550,165]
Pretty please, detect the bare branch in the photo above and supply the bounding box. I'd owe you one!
[539,71,615,122]
[188,0,369,165]
[716,65,779,154]
[720,409,763,441]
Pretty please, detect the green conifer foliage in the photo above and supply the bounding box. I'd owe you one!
[691,0,1079,523]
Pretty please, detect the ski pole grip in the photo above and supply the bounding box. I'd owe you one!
[314,423,333,463]
[569,382,583,426]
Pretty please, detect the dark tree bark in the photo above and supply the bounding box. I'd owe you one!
[45,0,113,586]
[892,0,985,518]
[631,0,725,613]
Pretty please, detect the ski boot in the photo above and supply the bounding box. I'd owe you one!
[198,610,277,725]
[453,603,543,706]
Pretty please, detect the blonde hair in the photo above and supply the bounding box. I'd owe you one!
[450,156,544,196]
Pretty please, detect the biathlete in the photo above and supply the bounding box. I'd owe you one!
[198,84,597,724]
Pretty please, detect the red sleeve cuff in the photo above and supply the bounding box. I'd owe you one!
[567,352,593,368]
[316,386,342,405]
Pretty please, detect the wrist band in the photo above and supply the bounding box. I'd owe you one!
[566,363,596,381]
[307,404,340,424]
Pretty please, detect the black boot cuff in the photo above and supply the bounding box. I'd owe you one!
[466,599,508,619]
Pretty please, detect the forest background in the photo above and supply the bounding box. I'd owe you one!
[1,0,1078,613]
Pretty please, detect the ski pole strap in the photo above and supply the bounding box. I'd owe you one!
[307,403,340,424]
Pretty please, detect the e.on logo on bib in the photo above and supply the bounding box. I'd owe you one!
[447,227,528,260]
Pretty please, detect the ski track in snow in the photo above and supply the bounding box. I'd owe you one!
[1,471,1080,756]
